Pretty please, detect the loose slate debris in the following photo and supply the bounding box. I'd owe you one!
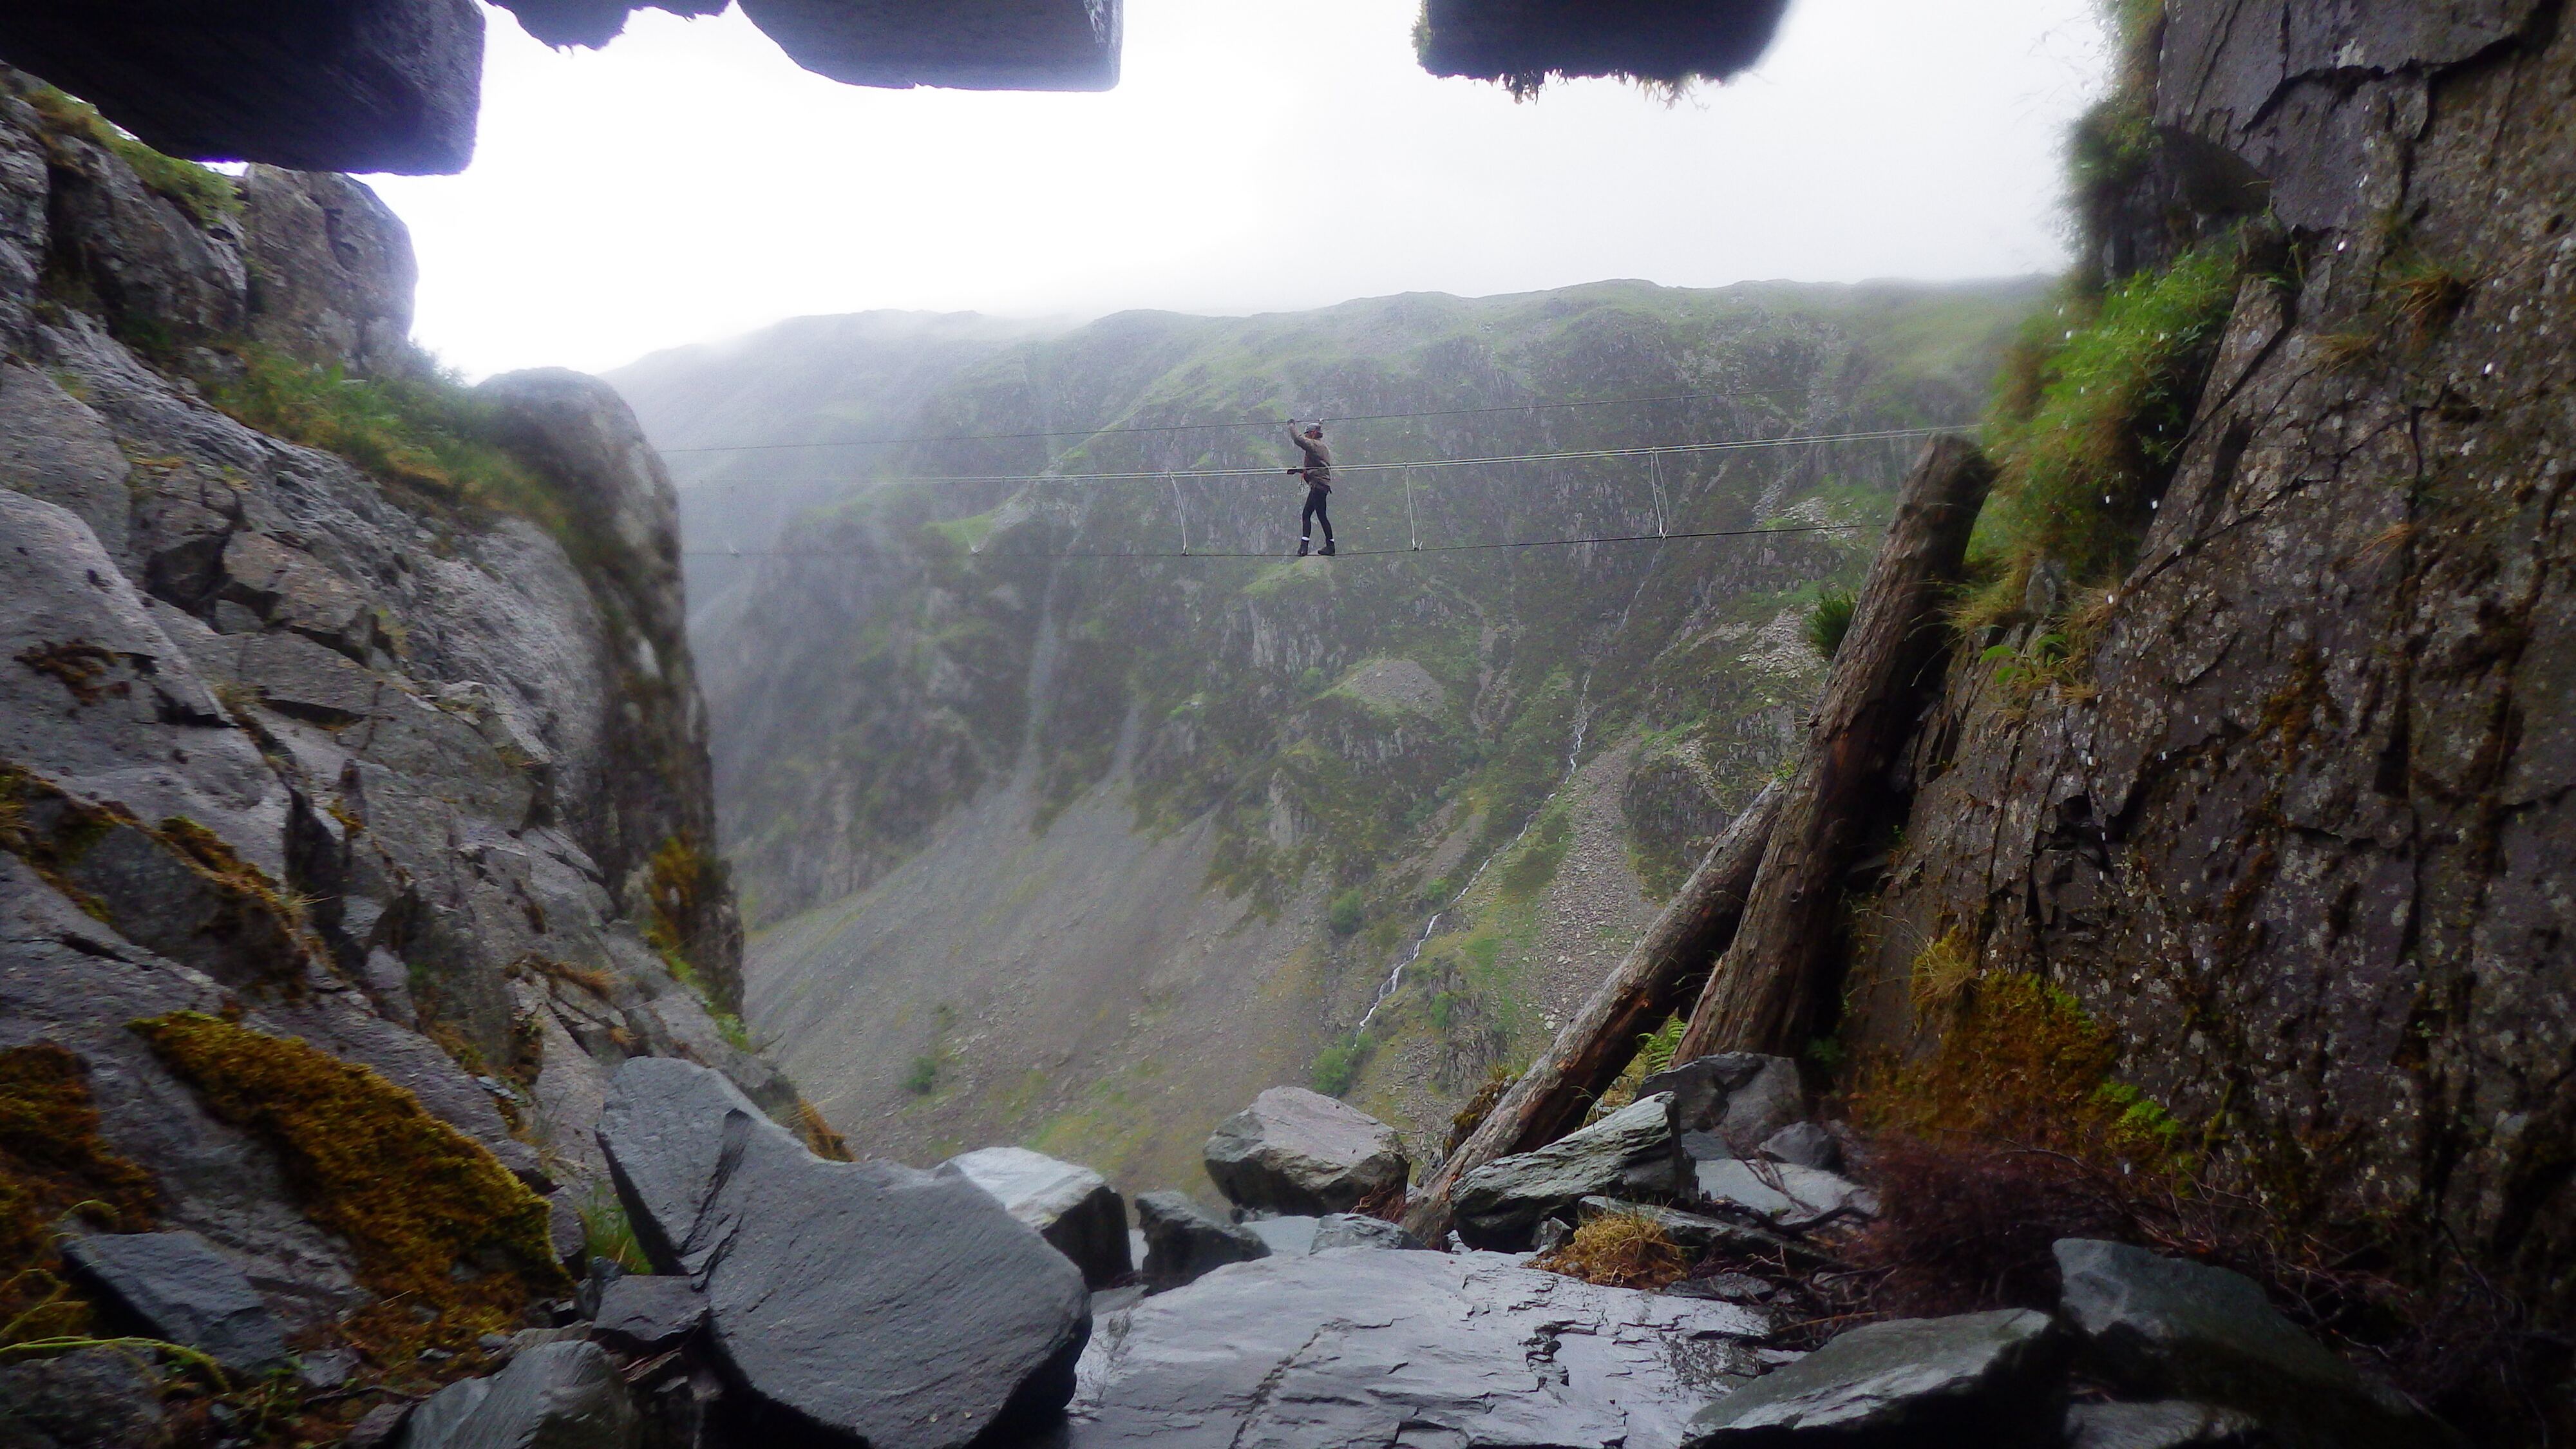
[58,1231,289,1372]
[2063,1399,2271,1449]
[598,1057,1088,1449]
[1641,1054,1806,1155]
[1452,1092,1687,1249]
[1309,1213,1424,1251]
[590,1274,706,1356]
[403,1340,639,1449]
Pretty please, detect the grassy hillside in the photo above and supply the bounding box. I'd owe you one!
[617,278,2045,1190]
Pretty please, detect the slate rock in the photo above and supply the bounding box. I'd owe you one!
[1063,1247,1770,1448]
[1238,1214,1320,1257]
[1694,1159,1877,1227]
[1758,1122,1842,1173]
[1642,1054,1806,1155]
[1452,1092,1686,1250]
[591,1275,705,1356]
[2052,1240,2456,1449]
[940,1145,1132,1289]
[0,361,129,557]
[0,1345,169,1449]
[1202,1086,1409,1215]
[344,1401,411,1449]
[1134,1191,1267,1289]
[1309,1213,1424,1251]
[599,1058,1087,1449]
[2065,1400,2273,1448]
[58,1230,289,1372]
[1683,1308,2067,1447]
[402,1340,639,1449]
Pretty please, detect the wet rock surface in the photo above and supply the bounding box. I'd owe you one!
[1453,1092,1686,1249]
[590,1274,706,1357]
[940,1144,1131,1289]
[1202,1085,1409,1216]
[1683,1308,2067,1447]
[1642,1054,1806,1155]
[600,1057,1088,1449]
[403,1339,639,1449]
[2063,1400,2271,1449]
[1063,1248,1769,1449]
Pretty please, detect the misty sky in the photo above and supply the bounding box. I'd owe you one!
[368,0,2110,379]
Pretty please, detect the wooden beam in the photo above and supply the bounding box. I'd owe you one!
[1401,781,1782,1245]
[1672,434,1994,1062]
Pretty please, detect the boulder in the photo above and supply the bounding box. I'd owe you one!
[0,361,129,558]
[1758,1122,1842,1173]
[589,1275,705,1357]
[1309,1213,1424,1251]
[2052,1240,2456,1449]
[1202,1086,1409,1216]
[1682,1309,2067,1447]
[1641,1055,1805,1155]
[2065,1401,2271,1448]
[1693,1159,1877,1227]
[938,1145,1131,1289]
[402,1340,639,1449]
[1452,1093,1686,1250]
[1134,1191,1267,1289]
[598,1058,1088,1449]
[1238,1215,1320,1257]
[1063,1247,1769,1448]
[57,1231,289,1372]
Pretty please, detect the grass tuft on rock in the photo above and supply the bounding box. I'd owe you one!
[1803,585,1857,662]
[22,85,240,228]
[130,1012,568,1352]
[0,1044,159,1346]
[1530,1211,1691,1292]
[1962,237,2245,625]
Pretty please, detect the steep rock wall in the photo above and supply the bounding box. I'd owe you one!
[1850,0,2576,1321]
[0,68,789,1396]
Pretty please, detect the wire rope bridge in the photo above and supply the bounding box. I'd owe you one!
[663,393,1967,562]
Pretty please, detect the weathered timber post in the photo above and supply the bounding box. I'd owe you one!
[1401,781,1782,1244]
[1671,434,1994,1062]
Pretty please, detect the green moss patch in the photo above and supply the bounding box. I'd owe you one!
[1,1044,159,1346]
[1967,238,2247,620]
[131,1013,567,1350]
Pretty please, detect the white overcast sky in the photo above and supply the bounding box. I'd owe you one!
[367,0,2111,379]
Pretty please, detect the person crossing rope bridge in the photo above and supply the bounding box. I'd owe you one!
[1285,419,1336,556]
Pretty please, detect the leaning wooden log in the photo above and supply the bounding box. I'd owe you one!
[1672,434,1995,1062]
[1400,781,1783,1245]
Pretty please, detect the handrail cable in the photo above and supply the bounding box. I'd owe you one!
[686,522,1864,561]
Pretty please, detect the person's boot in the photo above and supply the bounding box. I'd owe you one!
[1320,538,1336,556]
[1297,538,1311,556]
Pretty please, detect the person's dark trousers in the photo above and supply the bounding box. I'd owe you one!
[1301,488,1333,548]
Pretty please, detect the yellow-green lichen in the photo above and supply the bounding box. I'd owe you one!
[130,1013,567,1350]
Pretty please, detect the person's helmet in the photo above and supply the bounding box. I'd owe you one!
[1305,423,1323,437]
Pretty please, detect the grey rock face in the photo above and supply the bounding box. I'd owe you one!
[240,167,420,376]
[1202,1085,1410,1216]
[1683,1309,2067,1447]
[1757,1121,1842,1173]
[2052,1240,2452,1449]
[2065,1401,2271,1449]
[1309,1213,1423,1251]
[590,1275,706,1356]
[733,0,1123,91]
[1133,1190,1267,1290]
[1067,1247,1769,1448]
[58,1231,290,1372]
[599,1057,1087,1449]
[1452,1092,1686,1249]
[1642,1054,1805,1155]
[404,1340,639,1449]
[940,1144,1131,1288]
[0,361,129,557]
[1237,1214,1319,1258]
